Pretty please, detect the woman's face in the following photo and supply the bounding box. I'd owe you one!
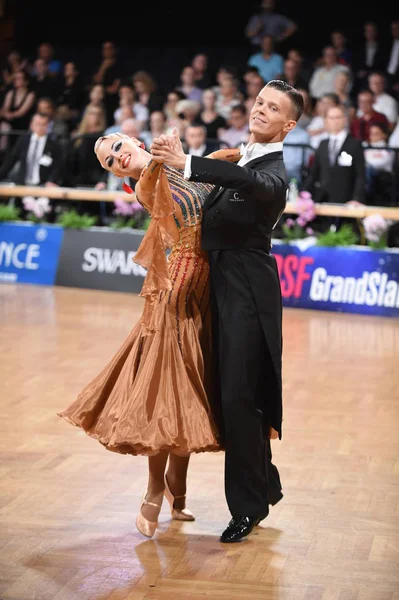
[90,85,104,103]
[95,133,143,177]
[202,90,216,107]
[13,72,27,87]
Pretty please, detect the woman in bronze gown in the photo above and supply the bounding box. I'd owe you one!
[58,132,240,537]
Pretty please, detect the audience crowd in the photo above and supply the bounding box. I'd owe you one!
[0,7,398,230]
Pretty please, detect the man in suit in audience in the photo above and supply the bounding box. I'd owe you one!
[0,111,64,218]
[0,112,63,187]
[302,105,366,206]
[183,124,219,157]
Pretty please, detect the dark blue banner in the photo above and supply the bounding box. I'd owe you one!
[272,242,399,317]
[0,223,64,285]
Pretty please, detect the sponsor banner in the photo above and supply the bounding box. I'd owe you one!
[272,242,399,317]
[0,223,64,285]
[55,227,147,293]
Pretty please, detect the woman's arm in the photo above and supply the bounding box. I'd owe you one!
[134,159,163,213]
[205,147,241,162]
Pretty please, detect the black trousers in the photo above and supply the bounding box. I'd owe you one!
[209,250,283,517]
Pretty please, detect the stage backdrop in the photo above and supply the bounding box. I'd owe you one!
[1,223,398,317]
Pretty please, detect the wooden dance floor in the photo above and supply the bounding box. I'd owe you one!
[1,284,398,600]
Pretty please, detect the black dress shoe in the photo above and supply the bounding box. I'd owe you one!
[219,515,265,543]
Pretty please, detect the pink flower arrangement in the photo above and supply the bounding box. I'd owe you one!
[22,196,52,221]
[362,214,388,248]
[282,191,316,240]
[113,198,142,217]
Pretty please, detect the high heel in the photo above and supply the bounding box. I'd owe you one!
[135,495,162,538]
[164,474,195,521]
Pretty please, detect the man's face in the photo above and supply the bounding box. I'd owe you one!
[185,127,206,149]
[249,86,296,142]
[95,133,142,177]
[325,107,347,135]
[31,115,49,137]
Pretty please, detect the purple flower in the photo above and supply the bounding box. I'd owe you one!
[306,227,314,235]
[285,218,295,228]
[296,216,307,227]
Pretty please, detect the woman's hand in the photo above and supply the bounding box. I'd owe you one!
[151,128,187,170]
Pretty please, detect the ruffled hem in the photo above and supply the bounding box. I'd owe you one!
[58,414,221,456]
[58,299,221,456]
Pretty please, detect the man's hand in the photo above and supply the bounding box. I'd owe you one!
[151,128,187,170]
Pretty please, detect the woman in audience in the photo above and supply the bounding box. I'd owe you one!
[132,70,164,114]
[163,88,186,132]
[0,69,36,152]
[195,88,227,140]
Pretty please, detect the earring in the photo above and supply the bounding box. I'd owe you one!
[123,176,133,194]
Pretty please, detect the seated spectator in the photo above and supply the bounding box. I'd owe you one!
[190,53,213,90]
[55,61,86,134]
[195,88,227,140]
[163,89,186,132]
[0,69,36,155]
[214,77,242,120]
[64,105,106,187]
[280,57,308,90]
[363,122,395,204]
[333,70,355,116]
[247,34,284,84]
[140,110,168,150]
[183,123,219,156]
[36,96,68,141]
[174,98,201,138]
[309,46,350,101]
[330,30,352,66]
[112,82,149,130]
[176,65,203,104]
[218,104,250,148]
[30,43,62,78]
[31,58,60,102]
[132,70,164,114]
[367,71,398,130]
[350,89,389,143]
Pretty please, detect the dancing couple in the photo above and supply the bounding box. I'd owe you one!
[59,80,304,543]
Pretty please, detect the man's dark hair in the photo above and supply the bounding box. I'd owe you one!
[265,80,304,121]
[35,112,50,121]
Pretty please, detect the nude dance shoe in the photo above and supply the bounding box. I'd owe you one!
[135,495,162,538]
[164,474,195,521]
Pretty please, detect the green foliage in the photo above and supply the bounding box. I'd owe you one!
[281,223,308,242]
[56,209,97,229]
[316,224,358,247]
[0,204,21,222]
